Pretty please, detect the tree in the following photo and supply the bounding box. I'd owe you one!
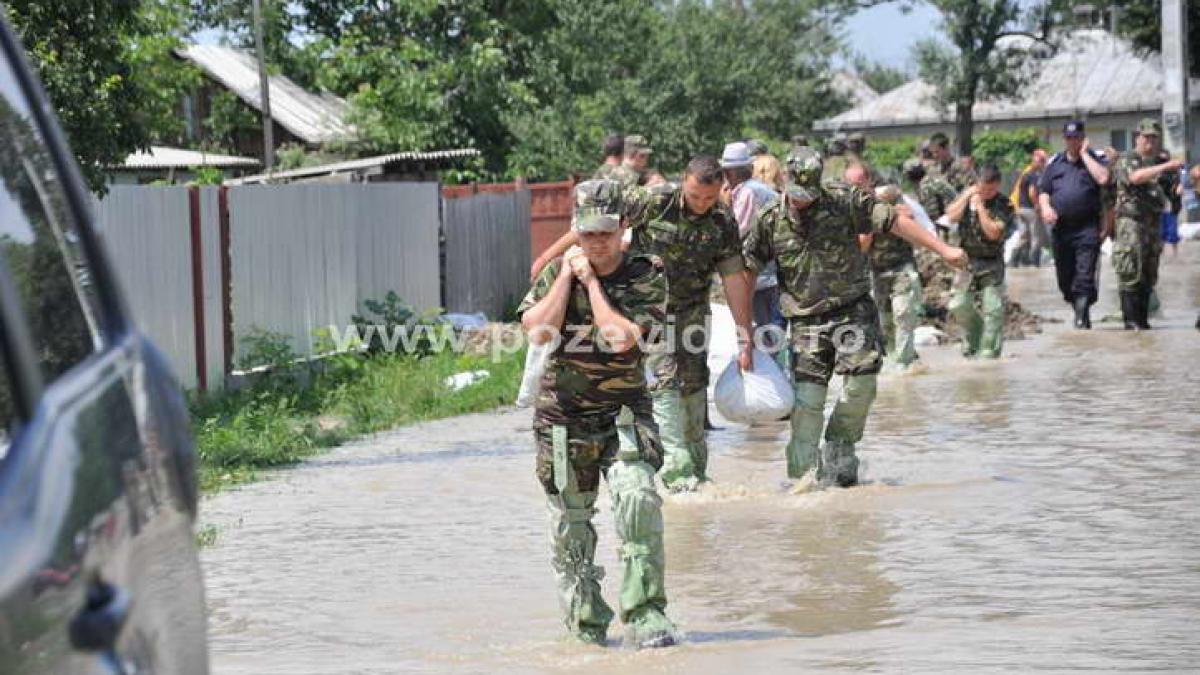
[913,0,1045,157]
[5,0,199,192]
[851,53,910,94]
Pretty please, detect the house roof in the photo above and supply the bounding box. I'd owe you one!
[226,149,480,185]
[178,45,353,145]
[816,30,1200,131]
[117,146,261,170]
[830,70,879,108]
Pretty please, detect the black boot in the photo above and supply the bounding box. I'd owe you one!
[1119,291,1138,330]
[1135,288,1152,330]
[1072,295,1091,329]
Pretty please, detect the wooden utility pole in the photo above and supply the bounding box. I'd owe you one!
[252,0,274,171]
[1161,0,1190,163]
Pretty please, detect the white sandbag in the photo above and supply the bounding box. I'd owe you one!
[901,193,936,233]
[1179,221,1200,241]
[914,325,946,346]
[713,350,794,424]
[1101,238,1113,258]
[515,342,552,407]
[1004,229,1022,263]
[445,370,490,391]
[706,302,737,383]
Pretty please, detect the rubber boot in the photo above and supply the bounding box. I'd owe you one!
[1135,288,1152,330]
[548,491,613,645]
[653,390,699,492]
[1119,290,1138,330]
[1073,294,1091,329]
[607,459,676,649]
[978,285,1005,358]
[821,374,877,487]
[948,288,981,357]
[786,382,828,480]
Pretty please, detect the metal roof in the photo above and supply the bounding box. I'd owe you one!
[117,145,261,170]
[817,30,1200,131]
[178,45,354,144]
[830,70,879,107]
[226,149,480,185]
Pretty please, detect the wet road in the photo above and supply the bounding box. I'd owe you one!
[201,246,1200,673]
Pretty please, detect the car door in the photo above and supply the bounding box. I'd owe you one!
[0,15,207,675]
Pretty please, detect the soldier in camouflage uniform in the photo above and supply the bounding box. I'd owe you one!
[533,157,757,493]
[924,132,955,181]
[1111,118,1183,330]
[593,133,625,181]
[822,132,849,183]
[845,161,923,368]
[918,163,959,241]
[518,179,677,649]
[945,165,1014,358]
[609,134,654,191]
[743,147,967,488]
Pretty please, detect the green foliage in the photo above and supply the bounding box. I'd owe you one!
[851,54,910,94]
[351,291,450,357]
[972,127,1044,174]
[188,165,225,185]
[203,89,259,154]
[5,0,199,193]
[1057,0,1200,76]
[863,135,925,177]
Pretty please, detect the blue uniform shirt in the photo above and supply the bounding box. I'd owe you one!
[1038,149,1108,227]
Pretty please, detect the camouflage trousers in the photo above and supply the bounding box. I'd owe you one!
[871,262,923,366]
[949,257,1005,357]
[1112,215,1163,293]
[533,405,667,640]
[645,305,711,396]
[787,294,885,386]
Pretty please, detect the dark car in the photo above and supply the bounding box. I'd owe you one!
[0,12,208,675]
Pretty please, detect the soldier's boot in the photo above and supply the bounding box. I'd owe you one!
[1136,287,1153,330]
[978,285,1005,358]
[653,390,700,492]
[682,389,709,482]
[1072,294,1091,329]
[548,491,613,645]
[786,381,828,480]
[820,374,878,488]
[891,280,921,366]
[948,290,981,356]
[607,459,677,649]
[1120,290,1139,330]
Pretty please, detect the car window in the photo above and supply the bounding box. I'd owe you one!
[0,51,102,385]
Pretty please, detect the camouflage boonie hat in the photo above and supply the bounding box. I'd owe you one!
[624,134,653,155]
[785,146,823,187]
[1136,117,1162,137]
[902,157,925,177]
[573,179,623,233]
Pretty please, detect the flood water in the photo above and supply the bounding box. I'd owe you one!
[202,246,1200,674]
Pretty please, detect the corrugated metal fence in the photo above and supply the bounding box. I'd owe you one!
[93,180,541,391]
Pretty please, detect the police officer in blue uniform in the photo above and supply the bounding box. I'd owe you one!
[1037,120,1111,329]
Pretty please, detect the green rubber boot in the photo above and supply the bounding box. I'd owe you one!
[821,374,878,487]
[786,381,828,480]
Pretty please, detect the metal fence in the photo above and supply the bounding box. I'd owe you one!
[442,188,532,318]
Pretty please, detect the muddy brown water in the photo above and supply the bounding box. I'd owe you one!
[202,247,1200,674]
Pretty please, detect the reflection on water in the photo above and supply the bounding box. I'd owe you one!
[202,248,1200,673]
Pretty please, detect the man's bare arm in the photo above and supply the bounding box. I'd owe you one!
[520,264,573,344]
[891,213,968,268]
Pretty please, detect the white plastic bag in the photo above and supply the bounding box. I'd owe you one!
[515,342,552,407]
[713,349,794,424]
[901,193,936,233]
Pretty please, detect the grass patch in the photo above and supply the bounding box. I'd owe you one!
[191,348,525,493]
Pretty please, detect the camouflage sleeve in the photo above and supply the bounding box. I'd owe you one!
[1112,153,1135,192]
[714,209,747,277]
[615,256,667,337]
[622,184,671,231]
[741,203,776,274]
[990,197,1017,236]
[849,184,895,235]
[516,259,561,318]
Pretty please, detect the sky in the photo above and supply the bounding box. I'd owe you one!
[842,2,946,71]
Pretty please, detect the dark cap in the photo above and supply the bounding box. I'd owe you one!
[1063,120,1085,138]
[624,134,653,155]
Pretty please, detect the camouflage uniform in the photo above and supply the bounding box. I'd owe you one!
[867,196,922,367]
[593,163,622,181]
[743,148,895,487]
[948,194,1014,357]
[609,163,644,191]
[918,173,959,240]
[518,179,676,647]
[1112,150,1167,325]
[622,183,746,490]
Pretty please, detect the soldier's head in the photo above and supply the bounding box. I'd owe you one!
[623,134,653,170]
[826,133,847,156]
[847,132,866,154]
[602,133,624,161]
[791,133,809,148]
[1032,148,1048,169]
[901,157,926,185]
[1135,118,1162,156]
[784,146,823,188]
[682,155,723,216]
[843,162,872,189]
[928,132,951,161]
[976,164,1003,200]
[572,179,625,264]
[1062,120,1086,156]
